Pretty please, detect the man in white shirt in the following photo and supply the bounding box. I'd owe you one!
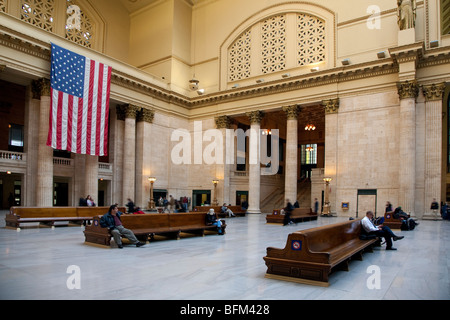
[361,211,404,250]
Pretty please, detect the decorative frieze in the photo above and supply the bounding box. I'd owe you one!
[282,105,300,120]
[396,80,419,99]
[422,83,446,101]
[322,98,339,114]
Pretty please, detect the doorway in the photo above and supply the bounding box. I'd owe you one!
[356,189,377,218]
[235,190,248,206]
[192,190,211,207]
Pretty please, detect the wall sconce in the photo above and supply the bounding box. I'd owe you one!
[282,73,290,78]
[256,79,265,83]
[232,84,240,89]
[310,67,319,72]
[197,89,205,95]
[341,59,350,65]
[377,51,386,59]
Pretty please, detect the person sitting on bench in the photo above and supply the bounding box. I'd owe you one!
[100,204,145,249]
[206,208,224,235]
[361,210,404,250]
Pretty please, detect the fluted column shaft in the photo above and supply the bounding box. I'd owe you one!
[246,111,263,213]
[136,108,155,209]
[397,80,418,216]
[283,105,299,204]
[423,83,445,218]
[35,79,53,207]
[122,105,139,205]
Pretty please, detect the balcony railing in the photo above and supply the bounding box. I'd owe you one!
[0,150,26,161]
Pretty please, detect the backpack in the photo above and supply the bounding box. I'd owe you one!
[401,218,415,231]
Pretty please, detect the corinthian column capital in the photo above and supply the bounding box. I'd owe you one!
[215,115,231,129]
[282,105,300,120]
[246,110,264,125]
[397,80,419,100]
[322,98,340,114]
[422,83,446,102]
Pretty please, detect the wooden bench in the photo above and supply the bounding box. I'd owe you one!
[5,206,126,229]
[266,208,317,224]
[83,212,227,247]
[193,205,246,217]
[263,219,379,286]
[383,211,403,229]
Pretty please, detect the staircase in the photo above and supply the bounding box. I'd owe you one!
[260,178,311,213]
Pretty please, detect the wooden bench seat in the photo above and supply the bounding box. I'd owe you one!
[5,206,126,229]
[193,205,246,217]
[266,208,317,224]
[83,212,226,247]
[263,219,379,286]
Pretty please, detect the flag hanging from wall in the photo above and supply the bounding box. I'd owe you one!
[47,43,111,156]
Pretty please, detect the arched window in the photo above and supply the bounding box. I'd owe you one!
[221,4,334,90]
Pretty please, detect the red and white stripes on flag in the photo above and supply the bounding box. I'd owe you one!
[47,43,111,156]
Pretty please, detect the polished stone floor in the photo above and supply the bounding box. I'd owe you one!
[0,210,449,300]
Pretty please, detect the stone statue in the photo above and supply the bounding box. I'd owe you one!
[397,0,417,30]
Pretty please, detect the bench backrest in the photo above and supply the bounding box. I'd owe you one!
[267,219,364,263]
[10,207,77,218]
[77,207,126,218]
[193,206,221,213]
[291,208,314,216]
[10,206,125,219]
[121,214,170,229]
[384,211,399,221]
[168,213,207,227]
[291,219,362,253]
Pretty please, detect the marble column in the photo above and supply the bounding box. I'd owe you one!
[215,115,232,206]
[396,80,419,216]
[136,108,155,209]
[122,104,139,205]
[282,105,300,204]
[323,99,339,215]
[34,78,53,207]
[84,155,98,203]
[422,83,445,219]
[246,111,263,213]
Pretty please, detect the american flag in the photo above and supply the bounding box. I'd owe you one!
[47,43,111,156]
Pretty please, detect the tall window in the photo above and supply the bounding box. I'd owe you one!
[442,0,450,35]
[301,144,317,165]
[8,123,24,152]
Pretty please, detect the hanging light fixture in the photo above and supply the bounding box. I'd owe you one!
[304,123,316,131]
